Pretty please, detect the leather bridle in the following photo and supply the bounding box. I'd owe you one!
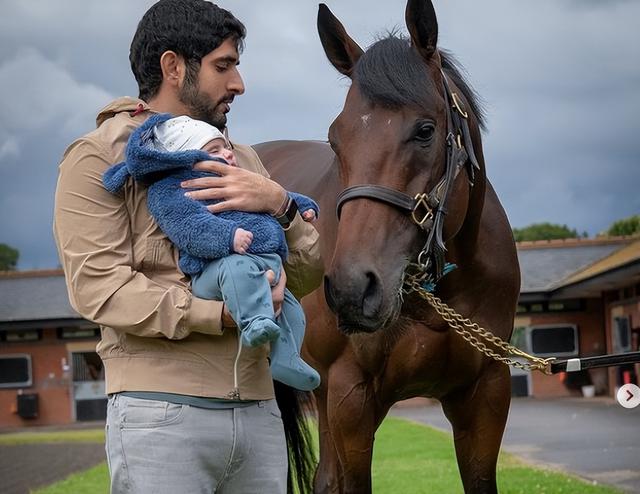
[335,72,480,285]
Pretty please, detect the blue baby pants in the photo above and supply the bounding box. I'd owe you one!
[191,253,320,391]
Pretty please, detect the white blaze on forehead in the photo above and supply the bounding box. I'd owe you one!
[387,119,391,125]
[361,113,371,127]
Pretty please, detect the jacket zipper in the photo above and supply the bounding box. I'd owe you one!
[228,332,243,400]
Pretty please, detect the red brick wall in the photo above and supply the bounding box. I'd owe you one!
[0,328,73,428]
[525,298,608,397]
[605,287,640,395]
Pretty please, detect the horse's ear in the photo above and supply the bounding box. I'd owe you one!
[405,0,438,62]
[317,4,364,78]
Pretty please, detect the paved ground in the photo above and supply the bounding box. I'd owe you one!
[2,399,638,493]
[0,442,105,494]
[391,397,640,493]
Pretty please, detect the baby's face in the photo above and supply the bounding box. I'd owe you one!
[202,138,237,166]
[202,138,226,155]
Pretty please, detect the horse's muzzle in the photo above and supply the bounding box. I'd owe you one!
[324,270,387,333]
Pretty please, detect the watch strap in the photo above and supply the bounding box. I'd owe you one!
[275,197,298,228]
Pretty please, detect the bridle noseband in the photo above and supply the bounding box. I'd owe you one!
[335,71,480,285]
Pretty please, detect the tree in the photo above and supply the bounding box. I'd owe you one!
[0,243,19,271]
[512,223,580,242]
[605,214,640,237]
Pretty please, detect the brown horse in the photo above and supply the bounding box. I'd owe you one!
[256,1,520,492]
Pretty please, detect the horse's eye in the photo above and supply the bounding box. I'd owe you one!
[414,123,435,143]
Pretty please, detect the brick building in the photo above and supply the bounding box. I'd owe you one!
[0,270,103,428]
[1,237,639,427]
[514,237,640,397]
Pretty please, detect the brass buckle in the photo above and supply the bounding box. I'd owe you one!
[417,250,430,268]
[451,92,468,119]
[412,193,433,227]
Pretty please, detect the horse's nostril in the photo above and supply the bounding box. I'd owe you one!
[324,275,337,311]
[362,271,382,319]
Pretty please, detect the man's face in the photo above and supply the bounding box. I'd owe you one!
[179,37,245,130]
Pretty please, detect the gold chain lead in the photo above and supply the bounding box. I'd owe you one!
[405,279,554,374]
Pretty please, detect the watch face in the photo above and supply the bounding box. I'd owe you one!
[287,199,299,221]
[277,198,298,227]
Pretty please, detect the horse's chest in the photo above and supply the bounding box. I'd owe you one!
[349,322,448,378]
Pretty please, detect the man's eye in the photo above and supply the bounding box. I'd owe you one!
[216,63,229,72]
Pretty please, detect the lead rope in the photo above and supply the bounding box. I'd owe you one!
[403,277,555,374]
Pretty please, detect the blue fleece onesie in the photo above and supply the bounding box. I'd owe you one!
[103,113,320,391]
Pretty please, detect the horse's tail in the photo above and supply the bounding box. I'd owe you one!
[274,381,316,493]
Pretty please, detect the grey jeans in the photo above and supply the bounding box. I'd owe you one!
[105,394,287,493]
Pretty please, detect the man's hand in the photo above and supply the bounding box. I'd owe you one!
[181,160,287,214]
[221,268,286,329]
[233,228,253,254]
[267,268,286,317]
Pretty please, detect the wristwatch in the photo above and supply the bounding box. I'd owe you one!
[274,197,298,230]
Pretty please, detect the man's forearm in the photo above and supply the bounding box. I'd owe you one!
[283,213,324,299]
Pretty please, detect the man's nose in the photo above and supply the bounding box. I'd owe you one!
[228,68,245,95]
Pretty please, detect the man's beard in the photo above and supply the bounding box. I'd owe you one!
[179,79,227,131]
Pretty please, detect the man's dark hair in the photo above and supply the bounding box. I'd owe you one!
[130,0,246,102]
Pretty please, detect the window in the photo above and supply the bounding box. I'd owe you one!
[528,325,578,357]
[547,299,583,312]
[57,327,100,340]
[0,355,33,388]
[613,316,631,352]
[1,330,41,342]
[530,303,544,313]
[517,300,584,314]
[510,326,529,352]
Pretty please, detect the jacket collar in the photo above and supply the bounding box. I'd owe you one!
[96,97,152,127]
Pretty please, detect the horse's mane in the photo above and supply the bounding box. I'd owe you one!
[353,34,486,130]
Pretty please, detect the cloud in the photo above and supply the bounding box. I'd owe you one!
[0,48,115,269]
[0,135,19,162]
[0,47,114,137]
[0,1,638,269]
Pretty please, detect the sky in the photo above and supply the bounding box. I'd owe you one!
[0,0,638,269]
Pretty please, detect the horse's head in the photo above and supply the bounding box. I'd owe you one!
[319,0,482,334]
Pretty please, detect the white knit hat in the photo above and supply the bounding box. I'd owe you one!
[153,116,227,152]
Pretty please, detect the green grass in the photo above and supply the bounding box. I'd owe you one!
[0,428,104,446]
[32,462,108,494]
[23,418,621,493]
[372,418,621,494]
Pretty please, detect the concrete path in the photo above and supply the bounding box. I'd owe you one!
[391,397,640,493]
[0,442,105,494]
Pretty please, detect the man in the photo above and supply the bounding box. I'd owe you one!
[53,1,322,492]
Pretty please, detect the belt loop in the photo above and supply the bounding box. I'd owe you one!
[109,393,119,407]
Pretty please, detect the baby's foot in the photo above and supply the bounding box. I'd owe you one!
[242,319,280,347]
[270,352,321,391]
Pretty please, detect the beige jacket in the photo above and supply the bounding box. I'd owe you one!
[53,97,323,399]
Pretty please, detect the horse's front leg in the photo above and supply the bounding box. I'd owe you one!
[441,360,511,494]
[324,356,380,494]
[314,380,343,494]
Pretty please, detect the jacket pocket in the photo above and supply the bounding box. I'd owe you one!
[141,238,178,273]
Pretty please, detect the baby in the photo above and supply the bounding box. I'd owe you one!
[103,114,320,392]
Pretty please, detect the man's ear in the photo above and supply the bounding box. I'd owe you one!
[159,50,185,88]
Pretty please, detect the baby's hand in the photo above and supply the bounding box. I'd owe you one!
[301,209,317,222]
[233,228,253,254]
